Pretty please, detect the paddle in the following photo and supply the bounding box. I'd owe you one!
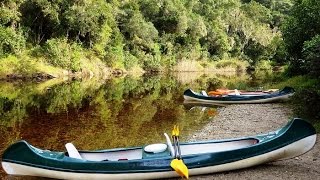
[208,88,279,96]
[175,126,182,160]
[170,125,189,179]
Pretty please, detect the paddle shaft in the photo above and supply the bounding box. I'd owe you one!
[172,126,182,159]
[176,137,182,159]
[173,136,178,158]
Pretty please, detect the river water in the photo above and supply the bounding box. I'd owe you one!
[0,71,279,179]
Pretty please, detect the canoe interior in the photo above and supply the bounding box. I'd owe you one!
[71,138,258,161]
[201,90,279,97]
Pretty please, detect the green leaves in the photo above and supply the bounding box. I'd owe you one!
[0,26,25,57]
[0,0,296,72]
[0,0,24,27]
[302,35,320,77]
[63,0,114,46]
[42,38,82,71]
[282,0,320,76]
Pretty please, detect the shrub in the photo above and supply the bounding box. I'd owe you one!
[255,60,273,70]
[42,38,82,71]
[291,89,320,120]
[215,59,249,72]
[124,51,139,70]
[302,35,320,78]
[142,53,161,71]
[0,26,25,57]
[0,55,19,76]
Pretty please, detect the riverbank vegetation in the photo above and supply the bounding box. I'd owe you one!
[1,0,319,121]
[1,0,291,77]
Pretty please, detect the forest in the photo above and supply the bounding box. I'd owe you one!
[0,0,320,119]
[0,0,298,72]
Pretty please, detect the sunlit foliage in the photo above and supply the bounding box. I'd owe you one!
[0,0,293,71]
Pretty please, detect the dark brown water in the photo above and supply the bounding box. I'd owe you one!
[0,72,277,179]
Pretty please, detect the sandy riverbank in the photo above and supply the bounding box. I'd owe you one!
[181,104,319,180]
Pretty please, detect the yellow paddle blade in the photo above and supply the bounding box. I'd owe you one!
[172,125,179,136]
[171,159,189,179]
[172,125,177,136]
[176,126,180,136]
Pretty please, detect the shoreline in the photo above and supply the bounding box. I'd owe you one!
[184,103,319,180]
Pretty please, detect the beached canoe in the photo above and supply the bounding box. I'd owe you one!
[184,86,295,104]
[1,118,316,180]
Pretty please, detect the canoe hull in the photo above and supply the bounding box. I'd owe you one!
[184,93,292,104]
[2,134,316,179]
[183,87,295,104]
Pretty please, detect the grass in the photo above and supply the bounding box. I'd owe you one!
[172,58,249,73]
[271,75,320,125]
[0,55,19,78]
[213,59,249,73]
[271,75,319,90]
[0,54,66,78]
[0,50,113,79]
[172,60,204,72]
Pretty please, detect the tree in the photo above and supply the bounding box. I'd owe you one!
[0,0,24,28]
[20,0,62,44]
[302,35,320,77]
[63,0,114,47]
[0,0,26,56]
[282,0,320,75]
[0,26,25,57]
[140,0,188,35]
[20,0,114,46]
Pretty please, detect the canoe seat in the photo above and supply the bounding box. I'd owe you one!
[65,143,82,159]
[144,143,167,153]
[201,90,208,96]
[234,89,240,95]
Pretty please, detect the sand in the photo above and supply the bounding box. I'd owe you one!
[183,104,319,180]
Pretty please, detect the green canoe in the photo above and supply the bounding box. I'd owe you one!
[184,87,295,104]
[1,118,316,179]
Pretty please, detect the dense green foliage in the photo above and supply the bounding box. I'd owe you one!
[0,0,293,71]
[282,0,320,76]
[40,38,82,71]
[302,35,320,78]
[280,0,320,122]
[0,26,25,57]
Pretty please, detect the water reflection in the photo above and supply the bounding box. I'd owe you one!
[183,102,220,123]
[0,72,279,179]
